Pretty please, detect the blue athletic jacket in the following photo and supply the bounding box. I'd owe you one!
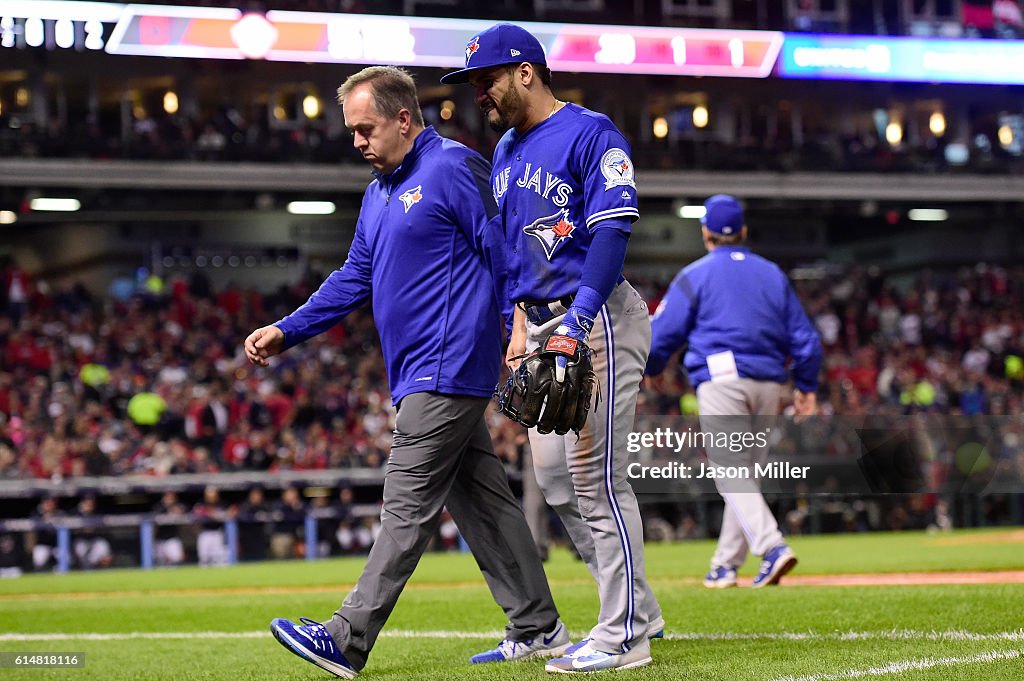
[274,127,505,405]
[646,245,822,392]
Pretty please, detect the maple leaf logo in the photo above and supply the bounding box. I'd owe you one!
[465,36,480,64]
[523,209,576,260]
[552,218,575,238]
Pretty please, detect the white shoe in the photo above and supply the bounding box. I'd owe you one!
[470,619,572,664]
[545,639,652,673]
[704,565,738,589]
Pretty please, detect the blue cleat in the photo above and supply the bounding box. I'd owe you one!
[704,565,738,589]
[270,617,357,679]
[752,545,798,588]
[470,619,571,663]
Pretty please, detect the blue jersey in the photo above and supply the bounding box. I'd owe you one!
[491,103,639,303]
[274,127,504,405]
[647,245,823,392]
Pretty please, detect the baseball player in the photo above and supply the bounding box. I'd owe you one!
[645,194,823,588]
[443,24,662,673]
[248,66,568,678]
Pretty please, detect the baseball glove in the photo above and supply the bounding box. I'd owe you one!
[495,334,596,435]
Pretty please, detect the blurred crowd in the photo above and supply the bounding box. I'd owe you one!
[2,260,1024,570]
[2,262,1023,483]
[4,103,1021,176]
[638,264,1024,419]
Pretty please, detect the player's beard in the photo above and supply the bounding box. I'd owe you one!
[487,84,522,132]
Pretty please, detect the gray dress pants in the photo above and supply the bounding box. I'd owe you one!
[324,392,559,670]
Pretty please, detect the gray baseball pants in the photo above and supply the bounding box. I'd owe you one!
[324,392,558,670]
[526,281,660,654]
[696,378,785,567]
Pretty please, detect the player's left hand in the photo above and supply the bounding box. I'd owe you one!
[553,306,594,382]
[555,305,594,342]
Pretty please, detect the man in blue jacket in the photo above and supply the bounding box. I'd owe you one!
[646,194,822,589]
[245,66,567,678]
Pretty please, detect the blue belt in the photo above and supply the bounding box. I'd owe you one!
[521,294,574,326]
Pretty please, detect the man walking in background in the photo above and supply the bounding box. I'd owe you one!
[443,24,663,673]
[645,194,823,589]
[246,66,566,678]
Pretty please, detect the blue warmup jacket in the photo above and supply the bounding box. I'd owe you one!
[274,127,506,405]
[647,245,822,392]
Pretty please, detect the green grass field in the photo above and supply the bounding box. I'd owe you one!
[2,529,1022,680]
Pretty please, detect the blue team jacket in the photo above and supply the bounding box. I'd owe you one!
[647,245,823,392]
[274,127,505,405]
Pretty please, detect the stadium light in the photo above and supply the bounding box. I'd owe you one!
[678,205,706,219]
[163,91,179,115]
[908,208,948,222]
[652,116,668,139]
[439,100,455,121]
[885,121,902,145]
[30,198,81,212]
[287,201,335,215]
[998,124,1014,148]
[302,94,320,119]
[0,210,16,225]
[929,112,946,137]
[693,105,709,129]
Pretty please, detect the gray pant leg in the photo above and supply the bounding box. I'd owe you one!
[531,431,600,577]
[527,282,658,654]
[324,394,491,669]
[532,432,661,625]
[712,506,750,569]
[445,417,559,641]
[698,379,785,559]
[521,445,551,555]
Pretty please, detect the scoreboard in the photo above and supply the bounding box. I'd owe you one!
[2,1,1023,84]
[0,1,782,79]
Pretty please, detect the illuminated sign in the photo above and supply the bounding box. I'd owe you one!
[104,9,784,77]
[0,1,122,51]
[7,1,1024,86]
[1,0,782,77]
[780,34,1024,85]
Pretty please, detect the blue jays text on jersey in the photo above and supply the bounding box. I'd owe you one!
[491,102,639,303]
[274,126,506,405]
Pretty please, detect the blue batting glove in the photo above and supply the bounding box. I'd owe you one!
[555,305,594,342]
[552,306,594,383]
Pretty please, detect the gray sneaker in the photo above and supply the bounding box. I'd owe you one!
[470,619,572,664]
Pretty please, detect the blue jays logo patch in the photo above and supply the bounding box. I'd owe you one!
[465,36,480,65]
[600,148,636,190]
[523,209,576,260]
[399,185,423,213]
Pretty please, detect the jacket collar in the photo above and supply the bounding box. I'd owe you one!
[373,126,440,185]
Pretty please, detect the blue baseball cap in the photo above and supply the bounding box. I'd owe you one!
[701,194,745,236]
[440,24,547,84]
